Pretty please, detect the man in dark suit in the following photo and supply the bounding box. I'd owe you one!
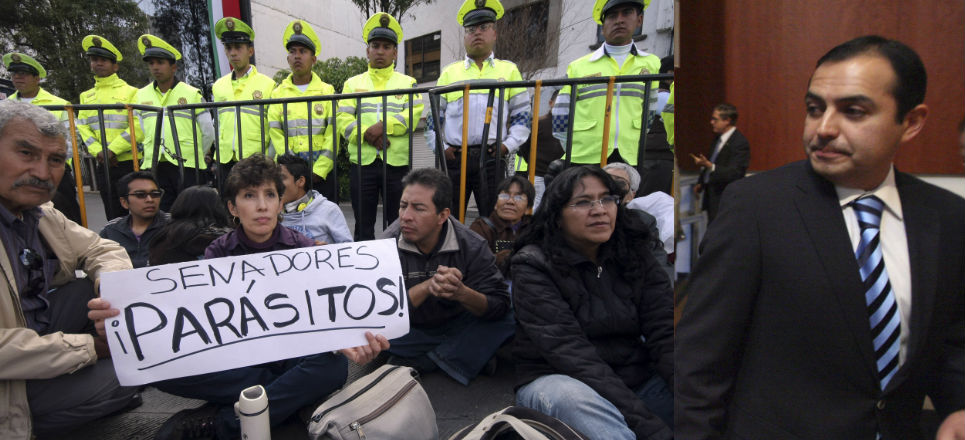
[675,35,964,440]
[691,103,750,222]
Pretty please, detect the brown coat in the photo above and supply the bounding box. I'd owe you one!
[0,203,132,439]
[469,214,532,277]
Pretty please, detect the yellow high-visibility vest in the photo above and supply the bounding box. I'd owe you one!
[134,81,210,169]
[337,65,422,166]
[268,72,336,178]
[77,74,139,162]
[211,65,276,162]
[559,48,660,166]
[662,82,674,147]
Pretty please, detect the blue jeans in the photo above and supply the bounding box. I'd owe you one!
[516,373,673,439]
[389,310,515,385]
[154,352,347,439]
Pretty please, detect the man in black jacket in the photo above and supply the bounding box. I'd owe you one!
[676,36,964,439]
[380,167,514,385]
[99,171,169,268]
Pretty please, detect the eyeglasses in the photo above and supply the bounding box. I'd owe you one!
[125,189,164,200]
[18,248,45,294]
[566,195,621,211]
[464,22,495,35]
[497,193,527,202]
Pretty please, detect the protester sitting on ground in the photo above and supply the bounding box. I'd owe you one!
[604,162,674,283]
[277,153,352,245]
[511,166,674,439]
[380,167,514,386]
[469,175,534,277]
[0,99,140,439]
[148,185,233,266]
[99,171,169,268]
[89,154,389,440]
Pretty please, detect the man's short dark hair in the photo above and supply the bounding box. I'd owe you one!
[496,175,536,209]
[714,103,738,124]
[660,56,674,74]
[401,168,452,213]
[815,35,926,123]
[277,153,311,193]
[222,154,285,203]
[117,171,158,196]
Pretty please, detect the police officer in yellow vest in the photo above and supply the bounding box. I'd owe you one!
[3,52,82,224]
[133,34,214,211]
[551,0,660,168]
[78,35,140,219]
[208,17,275,180]
[426,0,531,219]
[268,20,338,201]
[663,82,674,146]
[337,13,423,240]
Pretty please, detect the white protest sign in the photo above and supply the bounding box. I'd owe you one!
[100,239,409,386]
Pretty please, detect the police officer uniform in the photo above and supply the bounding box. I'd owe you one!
[267,20,338,201]
[3,53,82,224]
[133,34,214,211]
[210,17,276,180]
[426,0,531,219]
[78,35,140,220]
[337,13,423,240]
[551,0,660,168]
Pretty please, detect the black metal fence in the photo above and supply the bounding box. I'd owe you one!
[42,72,672,228]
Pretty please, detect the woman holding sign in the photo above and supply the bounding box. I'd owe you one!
[509,166,674,439]
[89,155,389,440]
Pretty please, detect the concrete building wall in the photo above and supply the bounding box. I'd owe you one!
[249,0,675,86]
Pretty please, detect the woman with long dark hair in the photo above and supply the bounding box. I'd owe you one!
[148,185,232,265]
[510,166,674,439]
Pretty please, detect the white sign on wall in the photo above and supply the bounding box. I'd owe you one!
[100,239,409,386]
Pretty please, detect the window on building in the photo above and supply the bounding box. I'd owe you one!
[494,0,557,75]
[405,31,441,83]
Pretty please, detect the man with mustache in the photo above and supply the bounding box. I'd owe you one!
[2,52,82,224]
[426,0,531,219]
[676,36,965,439]
[0,100,139,439]
[552,0,660,170]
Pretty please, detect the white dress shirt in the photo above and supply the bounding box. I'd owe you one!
[836,166,911,365]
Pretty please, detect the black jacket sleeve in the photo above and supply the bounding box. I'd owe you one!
[674,181,762,440]
[460,231,510,320]
[512,249,673,440]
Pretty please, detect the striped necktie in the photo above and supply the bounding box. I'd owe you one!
[853,195,901,390]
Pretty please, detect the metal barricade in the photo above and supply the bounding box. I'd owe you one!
[426,73,673,222]
[42,74,671,229]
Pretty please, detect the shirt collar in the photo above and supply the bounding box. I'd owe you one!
[397,217,460,255]
[464,52,496,69]
[718,126,737,146]
[836,166,903,221]
[590,43,640,62]
[0,203,42,227]
[153,78,181,94]
[232,65,254,80]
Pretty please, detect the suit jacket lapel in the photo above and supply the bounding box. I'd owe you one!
[887,172,939,392]
[793,162,880,384]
